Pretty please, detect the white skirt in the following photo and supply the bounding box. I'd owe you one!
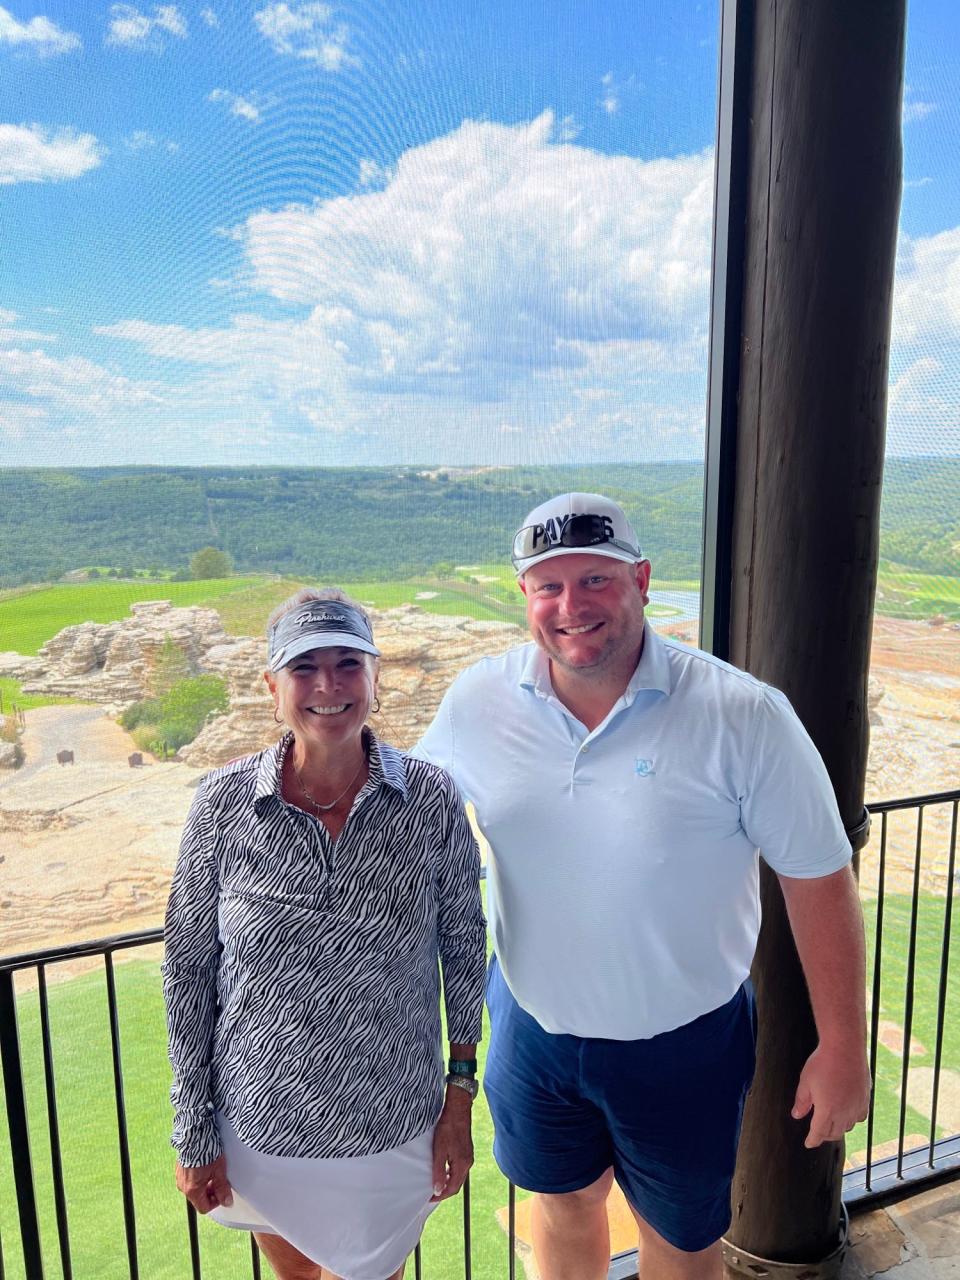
[209,1112,437,1280]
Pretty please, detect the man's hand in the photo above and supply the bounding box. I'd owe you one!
[176,1155,233,1213]
[791,1043,871,1148]
[431,1088,474,1201]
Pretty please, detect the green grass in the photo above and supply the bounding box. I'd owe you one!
[874,561,960,621]
[0,570,707,665]
[204,578,312,638]
[0,677,77,714]
[0,581,264,657]
[846,890,959,1163]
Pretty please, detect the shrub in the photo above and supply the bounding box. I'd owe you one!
[156,675,229,749]
[120,698,162,731]
[121,675,228,754]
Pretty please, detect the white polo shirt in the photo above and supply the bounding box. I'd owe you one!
[415,624,851,1040]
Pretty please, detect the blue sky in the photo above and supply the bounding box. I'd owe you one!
[0,1,957,465]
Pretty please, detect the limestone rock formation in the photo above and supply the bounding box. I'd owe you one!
[0,652,44,680]
[21,601,229,706]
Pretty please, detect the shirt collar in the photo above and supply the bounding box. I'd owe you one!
[518,622,672,704]
[625,623,672,700]
[253,729,408,814]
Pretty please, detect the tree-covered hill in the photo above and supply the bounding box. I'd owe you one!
[0,459,956,587]
[0,464,705,585]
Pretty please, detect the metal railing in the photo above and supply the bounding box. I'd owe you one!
[843,786,960,1208]
[2,788,958,1277]
[0,928,523,1280]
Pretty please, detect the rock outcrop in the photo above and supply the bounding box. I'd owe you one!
[21,601,229,707]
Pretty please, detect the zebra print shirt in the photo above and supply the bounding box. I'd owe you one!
[163,731,486,1167]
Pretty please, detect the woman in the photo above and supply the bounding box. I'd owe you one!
[163,588,486,1280]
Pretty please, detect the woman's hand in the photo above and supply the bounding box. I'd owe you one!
[176,1155,234,1213]
[431,1088,474,1202]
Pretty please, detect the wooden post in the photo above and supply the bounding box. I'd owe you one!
[724,0,905,1266]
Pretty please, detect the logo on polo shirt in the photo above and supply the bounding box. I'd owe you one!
[635,758,656,777]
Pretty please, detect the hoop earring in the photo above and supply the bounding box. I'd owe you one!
[371,697,381,714]
[273,707,283,725]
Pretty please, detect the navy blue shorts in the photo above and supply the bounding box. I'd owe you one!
[483,958,757,1253]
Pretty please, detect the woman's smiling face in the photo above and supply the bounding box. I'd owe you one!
[264,646,377,747]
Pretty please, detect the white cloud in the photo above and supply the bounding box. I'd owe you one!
[892,226,960,347]
[903,100,936,125]
[886,225,960,455]
[0,6,80,56]
[200,7,218,26]
[358,157,391,188]
[208,88,262,123]
[0,401,49,440]
[0,347,160,424]
[904,176,933,190]
[95,112,715,463]
[557,114,579,142]
[0,123,104,185]
[254,2,357,70]
[601,72,619,115]
[106,4,186,48]
[124,129,179,152]
[902,87,936,126]
[242,111,713,384]
[0,310,57,343]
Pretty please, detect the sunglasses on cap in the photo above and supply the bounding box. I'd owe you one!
[511,513,641,565]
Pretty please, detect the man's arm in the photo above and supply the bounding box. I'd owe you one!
[777,864,872,1148]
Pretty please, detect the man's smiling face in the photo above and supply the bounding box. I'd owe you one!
[520,552,650,679]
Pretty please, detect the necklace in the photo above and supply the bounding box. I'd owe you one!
[292,752,367,813]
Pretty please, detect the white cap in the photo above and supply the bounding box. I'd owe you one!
[511,492,643,576]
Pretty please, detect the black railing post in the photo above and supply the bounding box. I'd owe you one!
[0,969,44,1279]
[928,799,959,1162]
[864,810,888,1191]
[37,965,72,1280]
[104,952,140,1280]
[897,807,926,1179]
[507,1181,516,1280]
[186,1203,201,1280]
[462,1171,472,1280]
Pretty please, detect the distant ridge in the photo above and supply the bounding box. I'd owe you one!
[0,460,956,587]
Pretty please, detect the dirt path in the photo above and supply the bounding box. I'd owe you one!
[1,706,201,955]
[15,703,138,780]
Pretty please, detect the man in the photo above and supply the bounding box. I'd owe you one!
[415,492,871,1280]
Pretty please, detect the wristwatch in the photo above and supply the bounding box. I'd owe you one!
[447,1057,478,1077]
[445,1072,479,1100]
